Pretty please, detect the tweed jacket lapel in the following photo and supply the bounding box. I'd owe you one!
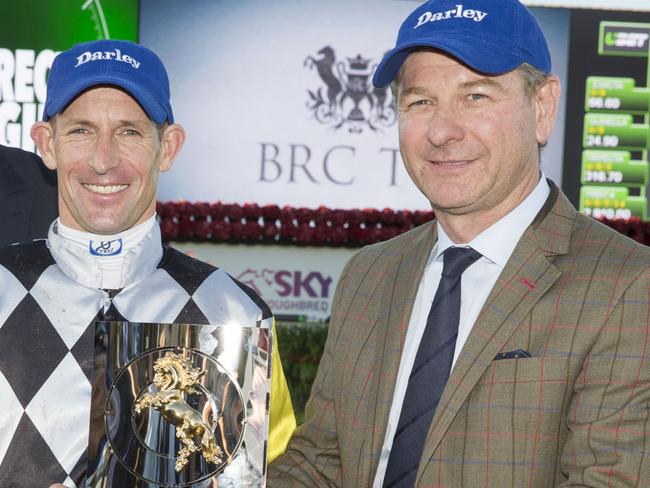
[357,221,437,486]
[416,184,575,482]
[0,157,30,244]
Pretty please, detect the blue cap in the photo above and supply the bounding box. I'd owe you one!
[373,0,551,87]
[43,39,174,124]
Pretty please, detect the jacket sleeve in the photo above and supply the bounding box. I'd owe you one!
[268,317,298,464]
[560,267,650,486]
[267,256,356,487]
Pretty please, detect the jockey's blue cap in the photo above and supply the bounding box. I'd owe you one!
[43,39,174,124]
[373,0,551,87]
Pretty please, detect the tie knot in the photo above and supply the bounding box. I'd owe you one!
[441,247,482,277]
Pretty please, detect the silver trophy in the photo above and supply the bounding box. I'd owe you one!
[86,322,271,487]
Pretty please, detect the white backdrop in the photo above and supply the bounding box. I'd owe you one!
[524,0,650,10]
[140,0,569,210]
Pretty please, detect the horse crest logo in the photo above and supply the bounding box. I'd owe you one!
[305,46,396,134]
[134,351,223,471]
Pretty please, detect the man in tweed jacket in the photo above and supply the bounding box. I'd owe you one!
[269,0,650,486]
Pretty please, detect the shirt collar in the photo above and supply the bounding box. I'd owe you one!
[429,174,551,267]
[47,219,163,289]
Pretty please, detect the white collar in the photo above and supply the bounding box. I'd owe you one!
[47,220,164,289]
[431,174,551,267]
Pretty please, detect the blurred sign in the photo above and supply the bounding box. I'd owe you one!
[0,0,138,150]
[579,20,650,220]
[171,242,355,321]
[599,23,650,56]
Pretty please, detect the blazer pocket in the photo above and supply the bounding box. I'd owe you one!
[472,357,572,421]
[477,356,571,384]
[465,357,571,480]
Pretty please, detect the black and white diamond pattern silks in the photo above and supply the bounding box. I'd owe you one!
[0,224,274,488]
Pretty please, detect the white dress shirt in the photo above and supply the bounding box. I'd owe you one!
[373,175,551,487]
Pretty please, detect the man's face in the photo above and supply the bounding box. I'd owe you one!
[33,86,180,235]
[396,51,559,229]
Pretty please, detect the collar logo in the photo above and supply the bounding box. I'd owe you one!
[414,4,488,29]
[89,238,123,256]
[75,48,141,69]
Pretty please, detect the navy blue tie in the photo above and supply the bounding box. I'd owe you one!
[383,246,482,488]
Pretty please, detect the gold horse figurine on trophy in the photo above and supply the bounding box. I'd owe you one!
[134,351,223,471]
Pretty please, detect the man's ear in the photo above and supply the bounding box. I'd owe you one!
[534,74,561,146]
[31,122,58,170]
[158,123,186,172]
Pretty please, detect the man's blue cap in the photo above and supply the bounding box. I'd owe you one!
[43,39,174,124]
[373,0,551,88]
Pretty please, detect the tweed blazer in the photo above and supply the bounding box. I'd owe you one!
[268,185,650,487]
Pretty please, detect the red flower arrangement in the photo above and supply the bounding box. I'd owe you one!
[156,201,650,247]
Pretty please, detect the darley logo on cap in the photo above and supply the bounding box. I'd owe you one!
[415,4,487,29]
[75,48,141,69]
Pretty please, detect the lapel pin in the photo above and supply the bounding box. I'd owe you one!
[520,277,536,291]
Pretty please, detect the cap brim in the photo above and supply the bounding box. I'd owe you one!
[372,36,525,88]
[44,75,171,124]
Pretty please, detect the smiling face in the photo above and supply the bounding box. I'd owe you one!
[396,51,559,240]
[31,86,185,235]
